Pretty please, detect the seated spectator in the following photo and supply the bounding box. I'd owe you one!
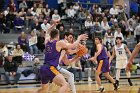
[101,17,110,31]
[31,19,41,31]
[14,14,24,33]
[41,19,51,32]
[104,29,114,47]
[67,6,76,27]
[109,5,118,16]
[93,17,100,26]
[0,42,8,58]
[19,8,26,21]
[19,0,28,10]
[119,20,128,38]
[0,13,6,33]
[114,28,124,44]
[3,54,21,85]
[37,30,45,53]
[94,4,102,15]
[32,58,40,81]
[38,13,44,24]
[56,21,64,29]
[85,16,93,29]
[78,9,86,30]
[4,7,10,16]
[59,26,65,39]
[8,0,16,13]
[73,2,80,12]
[13,44,24,65]
[36,4,44,16]
[28,30,38,55]
[43,4,50,16]
[25,8,34,30]
[18,32,28,52]
[52,9,61,21]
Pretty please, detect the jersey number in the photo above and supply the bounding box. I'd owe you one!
[118,51,122,55]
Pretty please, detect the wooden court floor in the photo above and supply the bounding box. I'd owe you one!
[0,80,140,93]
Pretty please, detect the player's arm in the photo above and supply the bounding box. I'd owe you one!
[57,34,88,50]
[124,44,131,56]
[66,48,79,55]
[128,42,140,64]
[89,44,102,62]
[109,47,115,63]
[62,54,80,65]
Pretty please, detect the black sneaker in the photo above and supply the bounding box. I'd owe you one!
[113,83,118,91]
[116,80,119,87]
[97,87,105,92]
[128,79,133,86]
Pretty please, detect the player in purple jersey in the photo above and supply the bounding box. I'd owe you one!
[37,20,88,93]
[89,37,118,92]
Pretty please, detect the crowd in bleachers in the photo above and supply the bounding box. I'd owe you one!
[0,0,139,84]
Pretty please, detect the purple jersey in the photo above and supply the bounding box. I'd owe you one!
[97,45,108,61]
[44,40,61,67]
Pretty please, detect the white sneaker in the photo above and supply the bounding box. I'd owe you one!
[88,77,92,82]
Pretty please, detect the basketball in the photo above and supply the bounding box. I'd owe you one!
[76,44,88,57]
[131,65,137,72]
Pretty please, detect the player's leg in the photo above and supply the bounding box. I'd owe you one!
[59,67,76,93]
[85,68,92,82]
[116,68,121,86]
[126,70,133,86]
[53,74,69,93]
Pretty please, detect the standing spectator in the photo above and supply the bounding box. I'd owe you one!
[19,0,28,10]
[13,44,24,65]
[37,30,45,53]
[25,8,34,30]
[134,23,140,43]
[52,9,61,21]
[3,55,21,85]
[18,32,28,52]
[14,14,24,33]
[28,30,38,55]
[41,19,51,32]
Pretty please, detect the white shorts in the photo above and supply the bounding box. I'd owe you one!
[116,60,127,69]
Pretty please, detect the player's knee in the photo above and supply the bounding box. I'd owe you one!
[62,82,69,88]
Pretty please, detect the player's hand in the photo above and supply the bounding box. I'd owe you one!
[88,57,96,62]
[126,62,132,71]
[77,34,88,41]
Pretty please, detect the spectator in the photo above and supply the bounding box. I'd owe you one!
[41,19,51,32]
[19,8,26,21]
[3,54,21,85]
[14,13,24,33]
[31,19,41,31]
[37,30,45,53]
[134,23,140,43]
[67,6,76,27]
[0,42,8,58]
[114,28,124,44]
[104,29,114,46]
[28,30,38,55]
[119,20,128,38]
[25,8,34,30]
[6,11,16,29]
[93,17,100,26]
[18,32,28,52]
[94,4,102,15]
[73,2,80,12]
[59,26,65,39]
[0,13,6,33]
[109,5,118,15]
[19,0,28,10]
[52,9,61,21]
[8,0,16,12]
[13,44,24,65]
[85,16,93,29]
[32,58,40,81]
[43,4,50,16]
[4,7,10,16]
[78,9,86,30]
[101,17,110,31]
[36,4,44,16]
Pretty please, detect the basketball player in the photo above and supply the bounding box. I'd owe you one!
[109,37,133,87]
[127,42,140,71]
[89,37,118,92]
[38,21,88,93]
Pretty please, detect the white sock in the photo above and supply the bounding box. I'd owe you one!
[116,69,121,81]
[126,71,131,78]
[100,86,104,88]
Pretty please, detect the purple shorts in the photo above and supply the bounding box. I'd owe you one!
[40,65,60,84]
[96,59,110,73]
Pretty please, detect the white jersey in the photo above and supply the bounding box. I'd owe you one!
[115,44,127,61]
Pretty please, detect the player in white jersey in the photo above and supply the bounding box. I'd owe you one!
[109,37,133,88]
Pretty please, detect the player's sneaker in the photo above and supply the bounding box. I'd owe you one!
[128,79,133,86]
[97,87,105,92]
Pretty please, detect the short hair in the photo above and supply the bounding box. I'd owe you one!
[50,29,59,39]
[116,37,122,40]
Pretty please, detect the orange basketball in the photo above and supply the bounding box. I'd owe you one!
[76,44,88,57]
